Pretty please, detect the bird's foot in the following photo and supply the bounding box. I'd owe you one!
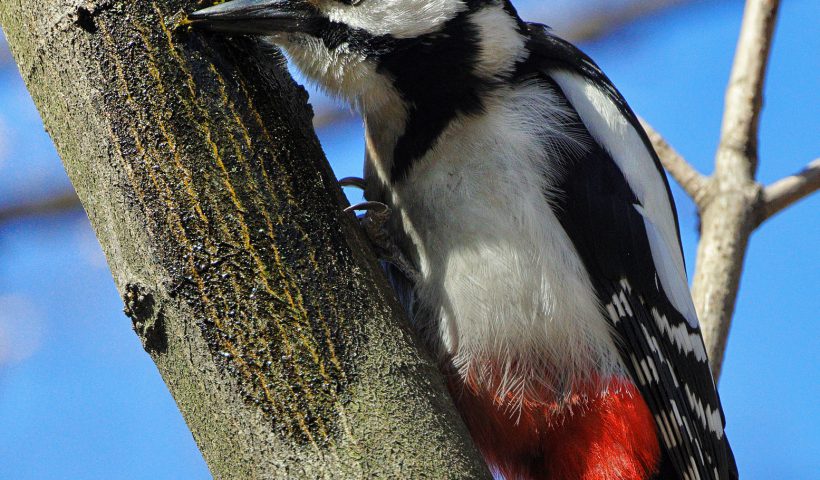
[344,200,421,284]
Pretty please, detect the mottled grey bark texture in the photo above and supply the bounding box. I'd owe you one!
[0,1,490,478]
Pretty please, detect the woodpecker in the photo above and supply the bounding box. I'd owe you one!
[189,1,738,479]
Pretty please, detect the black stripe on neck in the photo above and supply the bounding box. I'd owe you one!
[375,13,493,183]
[316,5,515,184]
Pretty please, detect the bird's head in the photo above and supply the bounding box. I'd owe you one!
[189,0,528,113]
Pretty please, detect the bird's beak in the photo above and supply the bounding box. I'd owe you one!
[187,0,320,35]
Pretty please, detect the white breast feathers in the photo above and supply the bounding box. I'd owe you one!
[374,83,627,407]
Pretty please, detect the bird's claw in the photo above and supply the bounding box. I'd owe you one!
[344,201,392,254]
[344,200,388,215]
[338,176,367,190]
[344,199,420,284]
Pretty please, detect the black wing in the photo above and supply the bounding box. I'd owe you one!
[521,24,738,480]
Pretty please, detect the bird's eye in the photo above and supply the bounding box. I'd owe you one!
[338,0,364,5]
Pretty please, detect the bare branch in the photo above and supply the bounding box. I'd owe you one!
[0,190,82,224]
[0,31,11,67]
[692,0,781,380]
[313,106,356,129]
[560,0,694,43]
[715,0,780,181]
[759,158,820,225]
[640,119,710,207]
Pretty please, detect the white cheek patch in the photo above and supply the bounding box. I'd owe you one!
[275,35,403,112]
[469,5,527,79]
[319,0,467,38]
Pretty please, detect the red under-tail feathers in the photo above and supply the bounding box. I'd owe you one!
[448,369,660,480]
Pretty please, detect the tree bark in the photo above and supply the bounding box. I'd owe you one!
[0,1,489,478]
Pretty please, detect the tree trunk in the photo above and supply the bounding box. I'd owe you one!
[0,1,489,478]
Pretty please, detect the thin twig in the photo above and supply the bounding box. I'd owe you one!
[759,158,820,225]
[0,32,11,67]
[0,190,82,224]
[560,0,693,43]
[313,106,356,129]
[640,118,710,208]
[715,0,780,181]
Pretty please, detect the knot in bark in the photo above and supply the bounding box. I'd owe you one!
[124,283,168,355]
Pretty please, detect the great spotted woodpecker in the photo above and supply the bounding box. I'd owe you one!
[189,1,738,479]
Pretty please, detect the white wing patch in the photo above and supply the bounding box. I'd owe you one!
[550,70,698,328]
[635,204,699,327]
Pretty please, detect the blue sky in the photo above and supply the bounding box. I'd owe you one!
[0,0,817,478]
